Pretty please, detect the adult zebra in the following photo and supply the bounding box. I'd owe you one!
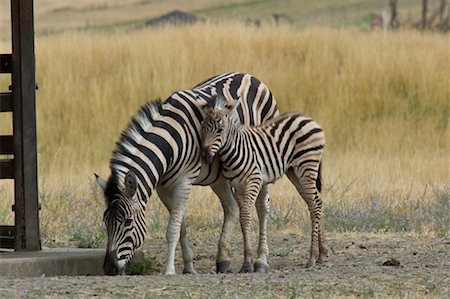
[95,72,279,275]
[200,94,327,272]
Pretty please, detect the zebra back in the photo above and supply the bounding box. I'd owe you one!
[200,98,325,189]
[107,72,279,201]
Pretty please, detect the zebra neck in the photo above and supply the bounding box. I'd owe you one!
[218,125,249,169]
[111,154,163,203]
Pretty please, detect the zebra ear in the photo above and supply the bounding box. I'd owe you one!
[201,94,218,116]
[206,94,217,108]
[223,99,240,116]
[124,171,137,198]
[95,173,107,192]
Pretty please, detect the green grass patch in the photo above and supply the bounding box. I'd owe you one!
[126,256,158,275]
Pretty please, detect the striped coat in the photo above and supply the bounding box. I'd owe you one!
[96,73,279,275]
[201,95,327,272]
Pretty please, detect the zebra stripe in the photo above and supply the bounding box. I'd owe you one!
[96,72,279,275]
[200,95,328,272]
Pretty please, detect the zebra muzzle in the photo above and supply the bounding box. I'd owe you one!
[104,250,125,276]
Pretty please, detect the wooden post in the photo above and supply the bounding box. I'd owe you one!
[422,0,429,29]
[10,0,40,251]
[439,0,448,31]
[389,0,399,29]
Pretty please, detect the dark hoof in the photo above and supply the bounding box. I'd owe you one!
[239,264,254,273]
[216,261,231,273]
[254,261,269,273]
[306,259,316,268]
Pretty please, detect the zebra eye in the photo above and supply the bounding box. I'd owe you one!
[124,218,133,227]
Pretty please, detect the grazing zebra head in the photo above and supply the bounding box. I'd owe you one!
[96,171,147,275]
[201,94,240,163]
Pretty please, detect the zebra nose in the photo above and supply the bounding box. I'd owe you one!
[104,250,121,276]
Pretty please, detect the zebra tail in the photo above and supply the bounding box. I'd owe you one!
[316,160,322,193]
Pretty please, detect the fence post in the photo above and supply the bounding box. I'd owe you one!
[10,0,40,251]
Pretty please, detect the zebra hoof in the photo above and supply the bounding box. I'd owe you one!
[216,261,231,273]
[239,264,254,273]
[182,268,198,275]
[254,261,269,273]
[306,259,316,268]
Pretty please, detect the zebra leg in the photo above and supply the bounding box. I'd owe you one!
[157,182,194,275]
[210,181,238,273]
[317,212,328,264]
[254,184,270,273]
[237,184,260,273]
[180,217,197,274]
[286,169,324,268]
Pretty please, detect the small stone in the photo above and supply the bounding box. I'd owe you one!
[359,245,367,249]
[382,258,401,266]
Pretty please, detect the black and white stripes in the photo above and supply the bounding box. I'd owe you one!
[201,95,327,272]
[96,73,279,275]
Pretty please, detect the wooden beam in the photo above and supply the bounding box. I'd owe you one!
[11,0,41,251]
[0,135,14,155]
[0,225,15,249]
[0,54,12,73]
[0,159,14,179]
[0,93,13,112]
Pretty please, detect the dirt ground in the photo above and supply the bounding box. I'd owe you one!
[0,232,448,298]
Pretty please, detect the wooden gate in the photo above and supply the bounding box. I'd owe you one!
[0,0,40,251]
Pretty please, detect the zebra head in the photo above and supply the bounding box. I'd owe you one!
[200,94,240,163]
[96,171,147,275]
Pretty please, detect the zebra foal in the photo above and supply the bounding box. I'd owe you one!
[201,95,328,272]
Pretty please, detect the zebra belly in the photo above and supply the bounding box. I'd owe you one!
[257,153,285,184]
[260,157,291,185]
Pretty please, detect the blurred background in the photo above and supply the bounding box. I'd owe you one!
[0,0,448,39]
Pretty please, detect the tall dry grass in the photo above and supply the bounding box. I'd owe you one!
[0,24,448,245]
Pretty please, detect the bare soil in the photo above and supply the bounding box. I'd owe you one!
[0,232,448,298]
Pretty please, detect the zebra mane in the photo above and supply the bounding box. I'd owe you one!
[132,98,163,129]
[110,98,163,185]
